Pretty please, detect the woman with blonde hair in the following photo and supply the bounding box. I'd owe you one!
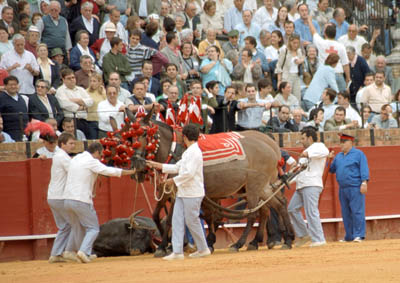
[86,73,107,139]
[36,43,61,94]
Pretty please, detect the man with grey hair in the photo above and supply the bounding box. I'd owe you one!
[37,1,72,59]
[75,55,94,89]
[346,45,370,103]
[329,7,349,40]
[338,24,369,55]
[0,34,39,95]
[371,55,394,90]
[70,1,100,46]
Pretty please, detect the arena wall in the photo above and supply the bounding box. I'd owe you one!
[0,145,399,261]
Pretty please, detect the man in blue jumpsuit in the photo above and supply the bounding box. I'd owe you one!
[329,133,370,242]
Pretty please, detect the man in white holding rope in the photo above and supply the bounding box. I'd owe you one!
[147,124,210,260]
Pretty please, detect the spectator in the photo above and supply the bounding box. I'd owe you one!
[346,45,370,104]
[338,24,367,55]
[0,34,39,96]
[126,81,155,113]
[99,9,128,44]
[390,90,400,116]
[308,17,350,93]
[324,106,358,131]
[56,69,94,138]
[294,4,320,46]
[75,55,94,89]
[50,48,68,72]
[102,37,132,86]
[356,72,375,111]
[329,7,349,40]
[198,29,224,58]
[165,63,187,99]
[259,29,271,49]
[37,1,72,60]
[360,105,373,128]
[370,104,398,129]
[24,25,40,58]
[360,71,392,114]
[200,1,223,36]
[86,73,106,139]
[0,113,14,143]
[158,84,179,118]
[0,7,18,39]
[173,13,186,45]
[108,72,131,104]
[286,0,300,23]
[317,88,338,126]
[306,107,324,131]
[267,5,288,36]
[236,83,268,131]
[303,53,339,111]
[275,34,303,101]
[36,44,61,94]
[18,0,31,16]
[257,78,277,125]
[69,30,97,72]
[311,0,334,32]
[69,2,100,47]
[0,26,12,57]
[138,76,157,102]
[292,108,307,131]
[161,31,186,74]
[130,0,161,18]
[180,42,200,89]
[131,60,162,97]
[234,10,261,48]
[337,92,361,126]
[200,45,232,96]
[370,56,394,90]
[243,36,269,75]
[264,30,284,63]
[31,13,43,25]
[140,19,159,50]
[267,104,298,132]
[90,22,119,66]
[361,43,377,69]
[222,30,240,55]
[302,44,320,87]
[97,85,125,138]
[232,48,262,84]
[28,79,64,126]
[182,2,201,41]
[253,0,277,30]
[157,79,172,102]
[61,117,86,141]
[283,20,295,45]
[224,0,245,33]
[210,85,238,133]
[274,81,300,111]
[0,76,28,141]
[38,0,50,16]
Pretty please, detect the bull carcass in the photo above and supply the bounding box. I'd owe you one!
[93,210,160,257]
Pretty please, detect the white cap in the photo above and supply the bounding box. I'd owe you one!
[104,22,117,32]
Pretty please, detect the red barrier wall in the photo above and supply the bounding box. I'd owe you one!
[0,146,399,261]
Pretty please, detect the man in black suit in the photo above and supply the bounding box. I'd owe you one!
[267,105,298,132]
[0,6,18,39]
[346,45,370,105]
[210,85,238,133]
[69,2,100,46]
[130,60,161,97]
[28,79,64,127]
[182,2,201,44]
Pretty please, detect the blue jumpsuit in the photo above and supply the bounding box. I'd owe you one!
[329,148,370,241]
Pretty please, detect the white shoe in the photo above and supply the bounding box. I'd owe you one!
[89,254,97,260]
[295,235,311,247]
[48,255,67,263]
[309,241,326,247]
[353,237,363,243]
[189,248,211,258]
[77,251,91,263]
[62,251,81,263]
[162,253,184,261]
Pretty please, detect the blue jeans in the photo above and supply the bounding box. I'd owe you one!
[64,200,99,256]
[288,186,325,243]
[339,187,366,240]
[48,199,71,256]
[172,197,208,254]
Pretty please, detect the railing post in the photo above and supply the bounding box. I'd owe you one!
[73,113,78,139]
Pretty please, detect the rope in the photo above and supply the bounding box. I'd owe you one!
[153,168,175,201]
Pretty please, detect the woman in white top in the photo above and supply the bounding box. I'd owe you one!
[264,30,285,62]
[200,1,224,35]
[36,43,61,94]
[0,27,12,58]
[275,34,304,101]
[274,81,300,111]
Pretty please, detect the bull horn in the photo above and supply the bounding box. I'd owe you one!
[125,108,136,122]
[129,209,144,228]
[109,116,119,132]
[143,105,155,124]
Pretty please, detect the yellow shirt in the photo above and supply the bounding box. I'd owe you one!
[86,87,107,121]
[198,39,224,58]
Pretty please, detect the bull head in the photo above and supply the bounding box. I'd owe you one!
[128,209,156,231]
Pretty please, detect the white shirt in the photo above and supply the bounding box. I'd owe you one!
[63,151,122,204]
[296,142,329,190]
[138,0,148,17]
[48,149,71,200]
[97,99,125,131]
[264,45,285,61]
[99,20,128,44]
[36,146,60,159]
[82,15,94,34]
[162,142,204,198]
[338,34,367,55]
[99,39,111,66]
[344,105,362,125]
[117,87,131,104]
[0,49,39,94]
[313,33,349,73]
[56,84,94,119]
[253,6,278,29]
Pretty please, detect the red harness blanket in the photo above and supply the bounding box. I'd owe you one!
[197,132,246,166]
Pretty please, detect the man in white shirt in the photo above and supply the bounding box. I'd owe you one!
[99,9,128,44]
[108,72,131,104]
[47,133,76,263]
[147,124,210,260]
[56,68,94,138]
[0,34,39,95]
[360,71,392,113]
[63,142,136,263]
[288,127,329,247]
[337,92,361,126]
[338,24,367,55]
[356,73,374,110]
[97,85,125,137]
[253,0,277,29]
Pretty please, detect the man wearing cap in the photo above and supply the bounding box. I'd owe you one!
[99,9,128,44]
[288,126,329,247]
[50,48,68,71]
[222,30,240,55]
[25,25,40,57]
[329,133,369,242]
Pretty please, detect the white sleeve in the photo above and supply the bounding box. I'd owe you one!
[338,44,349,65]
[90,159,122,177]
[173,149,202,187]
[162,162,180,174]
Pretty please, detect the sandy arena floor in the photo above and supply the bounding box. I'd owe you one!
[1,239,400,283]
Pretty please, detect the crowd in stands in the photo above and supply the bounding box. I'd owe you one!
[0,0,399,146]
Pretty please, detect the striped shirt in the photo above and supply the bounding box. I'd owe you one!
[126,44,156,78]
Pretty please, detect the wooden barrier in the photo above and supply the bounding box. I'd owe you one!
[0,145,399,261]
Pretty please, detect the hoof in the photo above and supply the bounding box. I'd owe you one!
[229,246,239,252]
[130,249,142,256]
[246,243,258,251]
[267,242,275,249]
[208,246,214,254]
[280,244,292,250]
[154,249,167,258]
